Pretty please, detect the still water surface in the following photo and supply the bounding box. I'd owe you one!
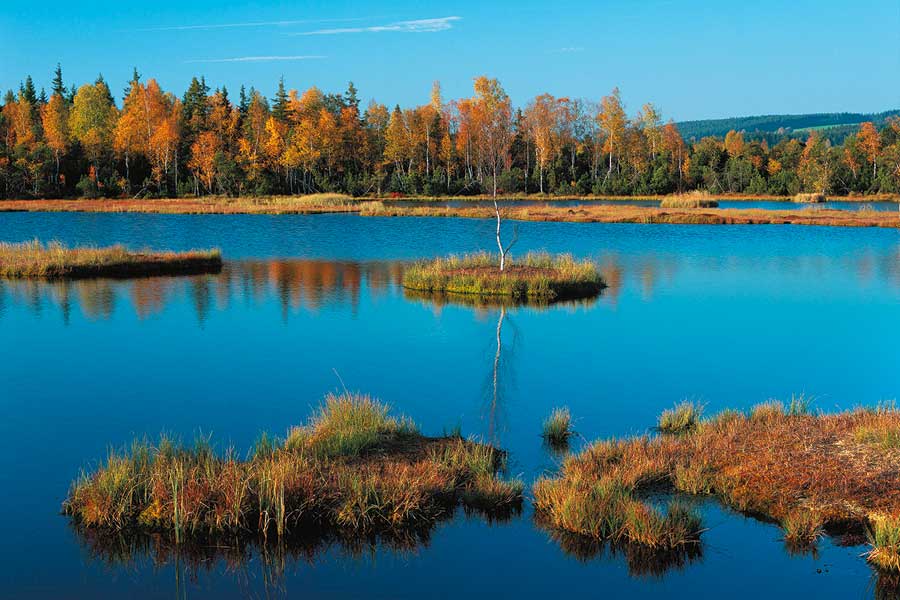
[2,213,899,598]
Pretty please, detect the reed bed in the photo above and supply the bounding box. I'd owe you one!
[63,393,523,543]
[0,240,222,279]
[659,191,719,208]
[402,252,604,302]
[534,400,900,572]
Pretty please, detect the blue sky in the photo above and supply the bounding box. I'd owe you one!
[2,0,898,121]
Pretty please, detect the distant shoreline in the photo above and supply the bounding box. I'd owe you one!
[0,195,898,228]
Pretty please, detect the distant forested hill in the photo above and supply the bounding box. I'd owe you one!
[676,110,900,144]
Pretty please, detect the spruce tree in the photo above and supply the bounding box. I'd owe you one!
[238,85,249,117]
[51,64,66,97]
[21,76,37,104]
[273,76,288,122]
[345,81,360,110]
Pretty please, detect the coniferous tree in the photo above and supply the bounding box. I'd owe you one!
[272,77,289,122]
[51,64,66,97]
[21,76,37,104]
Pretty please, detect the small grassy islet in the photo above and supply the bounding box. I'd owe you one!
[402,251,604,302]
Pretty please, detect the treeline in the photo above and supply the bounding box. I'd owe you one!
[676,110,900,143]
[2,65,900,199]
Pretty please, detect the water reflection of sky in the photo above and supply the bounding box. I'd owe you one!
[2,213,900,598]
[3,247,899,324]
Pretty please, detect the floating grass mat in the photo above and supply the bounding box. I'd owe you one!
[402,252,604,302]
[534,399,900,573]
[63,393,523,544]
[0,240,222,279]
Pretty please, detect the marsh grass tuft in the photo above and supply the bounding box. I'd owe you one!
[869,514,900,573]
[64,393,523,543]
[0,240,222,279]
[658,401,703,434]
[781,509,824,548]
[794,192,827,203]
[542,407,573,447]
[402,252,603,302]
[660,190,719,208]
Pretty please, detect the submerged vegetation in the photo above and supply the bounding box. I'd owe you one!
[0,240,221,278]
[402,252,603,302]
[534,400,900,575]
[64,393,523,543]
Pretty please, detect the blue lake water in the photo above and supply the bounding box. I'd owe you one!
[1,212,899,598]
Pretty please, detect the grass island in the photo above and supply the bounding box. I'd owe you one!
[0,240,222,279]
[64,393,523,543]
[534,398,900,573]
[402,252,604,302]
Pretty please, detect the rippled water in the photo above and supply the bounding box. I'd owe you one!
[1,213,899,598]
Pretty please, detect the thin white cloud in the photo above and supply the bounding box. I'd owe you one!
[551,47,585,54]
[295,16,461,35]
[184,55,326,64]
[137,17,372,32]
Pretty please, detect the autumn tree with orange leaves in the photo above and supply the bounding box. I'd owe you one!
[2,66,900,199]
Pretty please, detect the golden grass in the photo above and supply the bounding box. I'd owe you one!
[657,401,703,434]
[402,252,604,302]
[4,196,900,228]
[534,401,900,572]
[0,240,222,279]
[0,194,374,215]
[63,393,523,543]
[794,192,827,203]
[361,202,900,228]
[659,191,719,208]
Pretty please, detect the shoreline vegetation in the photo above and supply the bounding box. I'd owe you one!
[1,194,898,229]
[0,240,222,279]
[63,393,524,544]
[534,399,900,574]
[402,252,604,302]
[659,190,719,208]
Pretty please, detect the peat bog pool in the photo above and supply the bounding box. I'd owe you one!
[2,212,900,598]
